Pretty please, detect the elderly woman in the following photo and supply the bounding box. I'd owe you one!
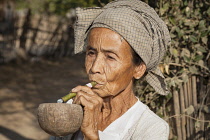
[52,0,171,139]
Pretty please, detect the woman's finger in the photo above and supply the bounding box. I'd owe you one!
[72,85,95,95]
[73,90,102,107]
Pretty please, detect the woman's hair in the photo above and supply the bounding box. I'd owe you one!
[130,47,143,66]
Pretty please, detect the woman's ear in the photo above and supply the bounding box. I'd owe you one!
[133,63,146,79]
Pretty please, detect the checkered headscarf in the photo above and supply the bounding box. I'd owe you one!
[74,0,171,95]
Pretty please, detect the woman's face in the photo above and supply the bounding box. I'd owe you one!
[85,28,141,98]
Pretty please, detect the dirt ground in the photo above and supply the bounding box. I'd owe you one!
[0,54,89,140]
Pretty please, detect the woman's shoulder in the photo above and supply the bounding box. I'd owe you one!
[141,106,169,126]
[132,106,169,140]
[136,100,169,129]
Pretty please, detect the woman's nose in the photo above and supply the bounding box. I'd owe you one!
[90,56,104,74]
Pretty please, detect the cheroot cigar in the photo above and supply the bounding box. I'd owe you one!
[57,81,97,103]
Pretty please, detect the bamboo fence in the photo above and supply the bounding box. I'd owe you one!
[0,9,75,63]
[171,75,210,140]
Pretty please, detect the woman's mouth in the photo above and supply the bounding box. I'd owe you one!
[94,83,103,88]
[91,81,104,88]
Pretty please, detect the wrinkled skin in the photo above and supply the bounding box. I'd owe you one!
[73,28,146,140]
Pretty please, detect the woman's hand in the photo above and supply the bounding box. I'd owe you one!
[72,85,103,140]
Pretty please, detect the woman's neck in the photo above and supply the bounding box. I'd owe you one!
[98,83,138,131]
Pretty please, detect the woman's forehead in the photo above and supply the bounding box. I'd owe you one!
[88,27,121,40]
[87,28,131,55]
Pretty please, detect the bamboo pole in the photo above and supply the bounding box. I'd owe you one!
[192,76,198,139]
[191,76,197,108]
[187,78,194,138]
[179,85,186,140]
[19,9,31,50]
[173,90,182,140]
[184,82,190,138]
[199,77,205,140]
[200,113,205,140]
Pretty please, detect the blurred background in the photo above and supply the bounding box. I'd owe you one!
[0,0,209,140]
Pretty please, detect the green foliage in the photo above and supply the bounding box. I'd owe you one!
[15,0,29,10]
[159,0,210,86]
[15,0,48,14]
[15,0,113,15]
[45,0,97,15]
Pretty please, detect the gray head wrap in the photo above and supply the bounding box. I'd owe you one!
[74,0,171,95]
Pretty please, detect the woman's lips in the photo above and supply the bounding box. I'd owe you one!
[94,83,103,88]
[91,81,104,88]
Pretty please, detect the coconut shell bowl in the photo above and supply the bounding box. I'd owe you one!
[37,103,83,137]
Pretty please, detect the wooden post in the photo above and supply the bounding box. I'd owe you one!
[192,76,199,140]
[187,78,194,138]
[198,77,205,140]
[191,76,197,110]
[184,82,190,139]
[31,15,42,44]
[19,9,31,50]
[173,89,182,140]
[16,9,31,60]
[179,85,186,140]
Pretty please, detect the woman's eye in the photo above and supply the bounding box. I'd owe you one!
[87,51,95,56]
[107,55,115,60]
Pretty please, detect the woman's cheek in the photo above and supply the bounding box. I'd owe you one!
[107,60,124,75]
[106,83,120,95]
[104,66,123,92]
[104,62,119,80]
[85,58,93,73]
